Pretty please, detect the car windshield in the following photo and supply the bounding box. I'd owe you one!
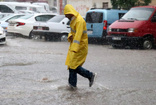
[121,8,154,21]
[18,14,34,19]
[86,12,103,23]
[48,15,65,23]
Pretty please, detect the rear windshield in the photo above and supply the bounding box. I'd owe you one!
[0,14,14,21]
[0,14,24,21]
[86,12,103,23]
[121,8,154,21]
[48,15,65,23]
[19,14,34,19]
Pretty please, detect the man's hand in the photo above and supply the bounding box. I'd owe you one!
[69,35,73,41]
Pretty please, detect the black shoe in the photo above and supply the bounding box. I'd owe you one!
[89,73,97,87]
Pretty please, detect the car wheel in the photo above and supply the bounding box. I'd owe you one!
[143,38,153,49]
[29,31,34,39]
[112,45,120,48]
[61,34,68,42]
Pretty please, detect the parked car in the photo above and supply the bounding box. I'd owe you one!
[32,2,51,12]
[32,15,70,41]
[0,26,6,44]
[17,10,36,14]
[106,6,156,49]
[0,2,47,13]
[0,13,13,19]
[7,13,57,38]
[85,9,128,40]
[0,14,25,32]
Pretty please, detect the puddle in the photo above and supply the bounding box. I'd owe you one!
[6,39,21,47]
[0,62,35,67]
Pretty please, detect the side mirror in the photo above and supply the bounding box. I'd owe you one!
[151,16,156,22]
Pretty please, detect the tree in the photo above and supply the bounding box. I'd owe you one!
[111,0,118,9]
[111,0,152,10]
[141,0,152,5]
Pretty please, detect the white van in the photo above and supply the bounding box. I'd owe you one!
[0,2,47,13]
[32,2,50,12]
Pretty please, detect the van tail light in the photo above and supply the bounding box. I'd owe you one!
[103,20,107,30]
[17,22,25,27]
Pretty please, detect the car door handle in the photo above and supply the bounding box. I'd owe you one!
[67,26,70,28]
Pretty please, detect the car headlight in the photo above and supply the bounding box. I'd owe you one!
[108,27,112,32]
[128,28,137,33]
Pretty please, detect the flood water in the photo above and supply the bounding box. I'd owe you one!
[0,36,156,105]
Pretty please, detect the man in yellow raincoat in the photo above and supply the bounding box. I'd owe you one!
[64,4,97,89]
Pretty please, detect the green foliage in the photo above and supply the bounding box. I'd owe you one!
[143,0,152,5]
[111,0,152,10]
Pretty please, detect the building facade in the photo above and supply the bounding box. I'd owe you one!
[1,0,155,15]
[150,0,156,5]
[67,0,112,16]
[0,0,112,15]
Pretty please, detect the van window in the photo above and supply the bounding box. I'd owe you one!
[0,5,14,13]
[121,8,154,20]
[30,7,37,12]
[86,12,103,23]
[15,6,27,10]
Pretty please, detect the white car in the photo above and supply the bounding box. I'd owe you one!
[0,13,13,19]
[0,2,47,13]
[7,13,57,38]
[0,26,6,44]
[32,15,70,41]
[0,14,25,32]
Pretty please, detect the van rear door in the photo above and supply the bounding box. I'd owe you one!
[86,12,103,38]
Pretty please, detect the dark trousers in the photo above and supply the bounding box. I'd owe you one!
[68,66,93,87]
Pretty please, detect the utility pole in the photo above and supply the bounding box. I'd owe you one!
[59,0,63,14]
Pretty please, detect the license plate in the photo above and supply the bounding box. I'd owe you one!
[38,26,42,30]
[9,23,14,26]
[87,30,93,35]
[112,37,121,40]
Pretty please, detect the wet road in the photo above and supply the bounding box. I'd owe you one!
[0,36,156,105]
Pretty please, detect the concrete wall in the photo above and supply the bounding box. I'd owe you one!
[150,0,156,5]
[67,0,92,16]
[92,0,112,8]
[67,0,112,16]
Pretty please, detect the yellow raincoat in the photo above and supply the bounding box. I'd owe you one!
[64,4,88,69]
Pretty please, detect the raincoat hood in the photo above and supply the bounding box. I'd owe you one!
[64,4,79,17]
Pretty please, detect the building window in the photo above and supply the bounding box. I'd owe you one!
[54,0,57,6]
[103,2,108,9]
